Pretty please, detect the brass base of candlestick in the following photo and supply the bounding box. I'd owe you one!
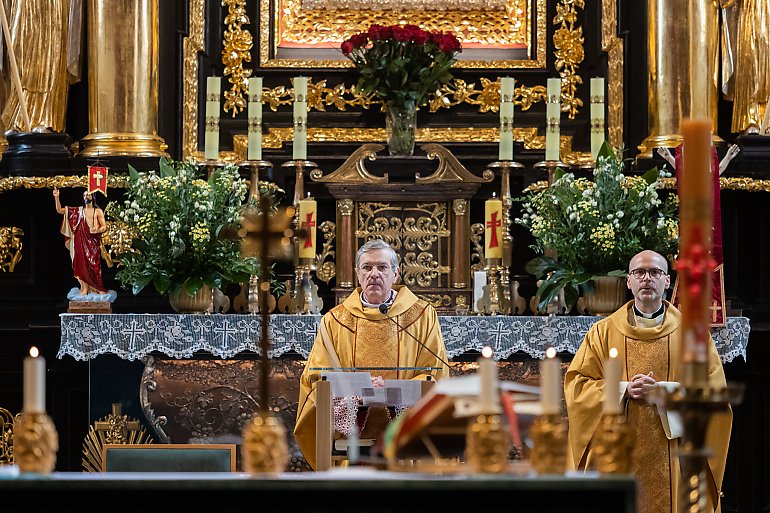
[288,262,323,314]
[477,262,511,315]
[281,160,319,207]
[465,413,510,474]
[241,411,290,474]
[534,160,567,184]
[13,412,58,474]
[651,382,744,513]
[591,413,634,474]
[529,413,568,475]
[239,160,273,201]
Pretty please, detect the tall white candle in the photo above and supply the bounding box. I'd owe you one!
[603,347,622,414]
[23,346,45,413]
[545,78,561,161]
[204,76,221,161]
[248,77,263,161]
[499,77,515,161]
[478,346,500,414]
[293,77,308,160]
[590,77,605,160]
[540,347,561,415]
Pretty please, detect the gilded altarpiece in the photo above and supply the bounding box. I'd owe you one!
[312,144,490,312]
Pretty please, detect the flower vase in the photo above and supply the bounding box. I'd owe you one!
[169,285,212,314]
[582,276,627,316]
[385,103,417,156]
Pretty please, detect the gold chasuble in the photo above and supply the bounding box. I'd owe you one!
[564,301,732,513]
[294,285,450,469]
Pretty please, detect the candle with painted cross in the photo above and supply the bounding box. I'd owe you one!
[293,76,308,160]
[298,193,317,259]
[540,347,561,415]
[24,346,45,413]
[590,77,605,159]
[678,118,714,377]
[485,193,503,260]
[545,78,561,161]
[204,76,221,161]
[499,77,515,161]
[603,347,622,414]
[248,77,263,161]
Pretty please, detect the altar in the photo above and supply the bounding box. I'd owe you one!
[58,313,750,471]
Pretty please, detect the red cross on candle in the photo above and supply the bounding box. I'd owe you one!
[301,212,316,248]
[487,211,501,248]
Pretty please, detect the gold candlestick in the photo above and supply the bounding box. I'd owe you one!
[476,259,511,315]
[487,160,524,296]
[13,411,58,474]
[465,413,510,473]
[591,413,634,474]
[281,160,318,209]
[529,413,568,475]
[240,159,272,201]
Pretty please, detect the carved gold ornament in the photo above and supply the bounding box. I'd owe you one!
[82,403,152,472]
[222,0,253,116]
[0,227,23,272]
[0,407,13,464]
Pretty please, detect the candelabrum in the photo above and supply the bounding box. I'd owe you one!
[465,413,511,473]
[590,413,634,474]
[13,411,58,473]
[486,160,523,295]
[651,374,744,513]
[281,160,323,315]
[529,413,568,475]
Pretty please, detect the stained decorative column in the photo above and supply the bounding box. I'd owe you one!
[451,199,469,289]
[79,0,167,157]
[638,0,719,157]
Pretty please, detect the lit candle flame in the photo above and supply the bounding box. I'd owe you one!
[609,347,618,358]
[482,346,493,358]
[29,346,39,358]
[546,347,556,359]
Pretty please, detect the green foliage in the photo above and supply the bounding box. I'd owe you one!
[340,24,462,111]
[515,142,679,310]
[105,158,264,297]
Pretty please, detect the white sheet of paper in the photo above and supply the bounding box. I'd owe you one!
[474,271,487,312]
[321,371,372,398]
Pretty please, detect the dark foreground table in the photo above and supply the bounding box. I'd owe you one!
[0,469,635,513]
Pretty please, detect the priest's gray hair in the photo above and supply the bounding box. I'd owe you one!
[356,239,399,270]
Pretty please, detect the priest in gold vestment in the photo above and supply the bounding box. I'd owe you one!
[294,239,450,470]
[565,251,732,513]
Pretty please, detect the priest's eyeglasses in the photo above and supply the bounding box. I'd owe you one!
[358,264,392,274]
[630,268,666,280]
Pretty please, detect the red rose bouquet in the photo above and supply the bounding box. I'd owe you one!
[341,24,462,110]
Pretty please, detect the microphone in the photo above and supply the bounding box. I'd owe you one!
[378,303,456,371]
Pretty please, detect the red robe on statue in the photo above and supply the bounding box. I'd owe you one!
[672,145,727,326]
[61,206,105,294]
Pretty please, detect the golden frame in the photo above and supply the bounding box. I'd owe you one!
[258,0,547,69]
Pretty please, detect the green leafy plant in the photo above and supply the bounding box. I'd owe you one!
[514,142,679,311]
[105,157,261,297]
[340,24,462,110]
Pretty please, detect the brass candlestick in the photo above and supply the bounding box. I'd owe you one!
[653,380,744,513]
[240,159,273,201]
[591,413,634,474]
[281,159,319,209]
[465,413,510,473]
[476,258,511,315]
[239,195,296,474]
[534,159,567,185]
[486,160,524,296]
[200,158,225,179]
[290,257,323,314]
[13,412,58,474]
[529,413,568,475]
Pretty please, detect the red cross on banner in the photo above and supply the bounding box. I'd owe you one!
[88,165,109,196]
